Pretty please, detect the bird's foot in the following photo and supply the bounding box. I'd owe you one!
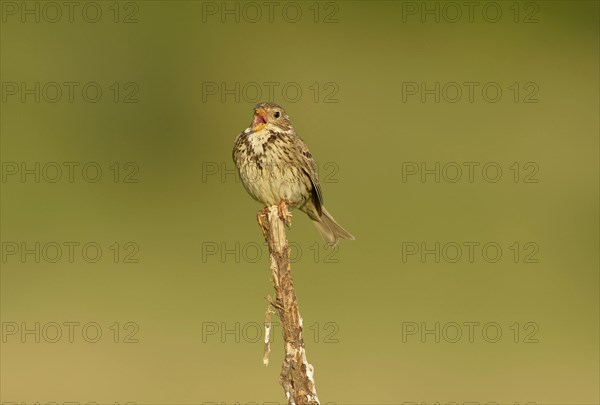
[278,200,292,227]
[257,207,269,240]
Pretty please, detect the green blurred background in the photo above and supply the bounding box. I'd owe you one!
[1,0,598,403]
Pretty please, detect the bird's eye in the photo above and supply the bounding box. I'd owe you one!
[274,111,280,118]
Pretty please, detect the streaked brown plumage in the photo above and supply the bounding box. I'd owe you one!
[232,102,354,246]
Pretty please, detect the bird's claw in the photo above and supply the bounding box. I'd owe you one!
[278,200,292,227]
[257,208,269,240]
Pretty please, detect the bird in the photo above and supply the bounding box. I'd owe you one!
[232,102,354,246]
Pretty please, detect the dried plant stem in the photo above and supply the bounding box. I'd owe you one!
[258,204,319,405]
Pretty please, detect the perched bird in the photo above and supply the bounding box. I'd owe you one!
[232,102,354,246]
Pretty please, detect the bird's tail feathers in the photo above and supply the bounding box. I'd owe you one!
[312,207,355,247]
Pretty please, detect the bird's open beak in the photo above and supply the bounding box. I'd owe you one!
[252,108,268,131]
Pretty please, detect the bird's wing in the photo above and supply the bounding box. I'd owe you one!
[232,129,250,163]
[295,136,323,216]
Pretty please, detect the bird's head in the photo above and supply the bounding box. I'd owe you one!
[251,102,293,133]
